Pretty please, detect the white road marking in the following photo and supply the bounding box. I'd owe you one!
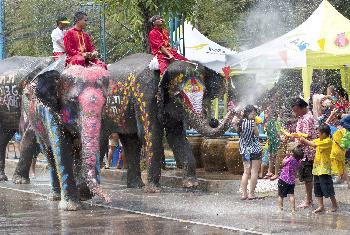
[92,202,269,235]
[0,185,268,235]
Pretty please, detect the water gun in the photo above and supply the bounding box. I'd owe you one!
[280,128,308,138]
[340,131,350,149]
[255,116,263,124]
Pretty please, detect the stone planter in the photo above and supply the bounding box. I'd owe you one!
[201,138,228,172]
[224,139,243,175]
[187,136,204,168]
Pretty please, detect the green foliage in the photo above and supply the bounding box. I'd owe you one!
[5,0,80,57]
[194,0,255,50]
[102,0,198,51]
[5,0,350,65]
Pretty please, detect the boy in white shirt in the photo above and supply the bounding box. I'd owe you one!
[51,16,70,60]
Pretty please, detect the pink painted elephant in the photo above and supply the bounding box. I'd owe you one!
[21,59,111,210]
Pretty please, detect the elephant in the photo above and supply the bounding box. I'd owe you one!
[0,56,53,181]
[102,53,233,191]
[21,59,111,210]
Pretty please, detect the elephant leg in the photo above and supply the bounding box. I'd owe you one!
[146,124,165,192]
[99,131,109,168]
[119,133,144,188]
[13,129,39,184]
[39,143,61,201]
[55,140,80,210]
[72,150,93,202]
[0,126,15,181]
[44,117,80,210]
[165,121,198,188]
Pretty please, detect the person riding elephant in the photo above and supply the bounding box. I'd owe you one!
[21,58,111,210]
[102,53,234,192]
[14,20,109,184]
[64,11,107,69]
[0,56,53,182]
[148,15,188,77]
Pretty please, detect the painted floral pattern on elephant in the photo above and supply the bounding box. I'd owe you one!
[107,74,153,160]
[170,69,205,114]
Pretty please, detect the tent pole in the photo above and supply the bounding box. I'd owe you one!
[302,66,313,102]
[223,93,228,116]
[214,98,219,119]
[341,66,350,97]
[340,66,346,90]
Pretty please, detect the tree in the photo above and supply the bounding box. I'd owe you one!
[101,0,198,51]
[5,0,80,57]
[194,0,255,50]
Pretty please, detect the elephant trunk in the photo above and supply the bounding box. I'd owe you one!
[79,87,111,203]
[187,110,234,137]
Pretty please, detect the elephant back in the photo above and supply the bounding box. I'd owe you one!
[0,56,52,82]
[0,56,53,129]
[108,53,153,80]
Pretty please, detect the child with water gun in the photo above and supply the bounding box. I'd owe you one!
[264,107,281,181]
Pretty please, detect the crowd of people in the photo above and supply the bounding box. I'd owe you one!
[235,84,350,214]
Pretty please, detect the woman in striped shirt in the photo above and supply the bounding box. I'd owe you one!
[239,105,262,200]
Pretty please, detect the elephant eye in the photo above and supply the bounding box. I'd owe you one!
[97,77,109,88]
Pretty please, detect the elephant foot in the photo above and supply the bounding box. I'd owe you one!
[78,186,93,201]
[127,178,145,188]
[47,191,61,201]
[12,175,30,184]
[182,177,199,188]
[144,183,161,193]
[0,173,8,182]
[58,199,81,211]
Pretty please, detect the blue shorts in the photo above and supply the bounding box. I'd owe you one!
[241,152,262,162]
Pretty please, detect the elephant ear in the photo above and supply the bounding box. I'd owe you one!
[203,66,226,100]
[160,61,192,95]
[35,70,61,111]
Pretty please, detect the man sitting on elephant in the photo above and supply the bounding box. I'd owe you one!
[64,11,107,69]
[148,15,188,76]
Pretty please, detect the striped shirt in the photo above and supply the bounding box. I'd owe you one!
[239,119,262,155]
[296,111,317,161]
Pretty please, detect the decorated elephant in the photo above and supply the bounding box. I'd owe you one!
[102,53,232,191]
[0,56,53,181]
[20,59,110,210]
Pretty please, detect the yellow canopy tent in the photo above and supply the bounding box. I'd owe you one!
[226,0,350,103]
[303,0,350,101]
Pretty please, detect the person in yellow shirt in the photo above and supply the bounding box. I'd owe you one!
[330,128,350,188]
[300,124,338,213]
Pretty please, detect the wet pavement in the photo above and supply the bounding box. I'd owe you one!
[0,184,236,234]
[1,165,350,234]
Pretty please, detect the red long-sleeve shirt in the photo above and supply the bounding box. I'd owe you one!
[62,27,107,69]
[149,27,172,56]
[148,27,187,74]
[64,27,95,62]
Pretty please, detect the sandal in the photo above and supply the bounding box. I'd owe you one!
[270,175,278,181]
[248,196,258,200]
[297,202,311,209]
[263,173,273,179]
